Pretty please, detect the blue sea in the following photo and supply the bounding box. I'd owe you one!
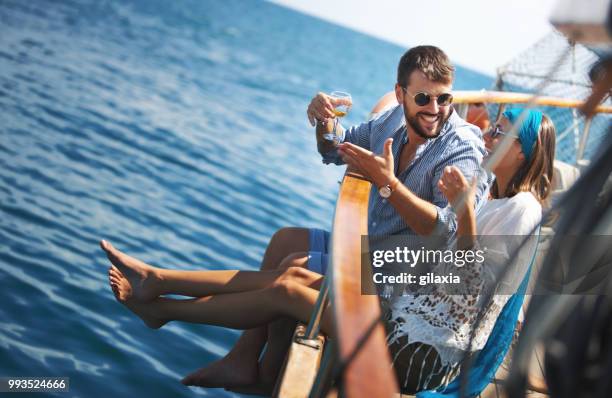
[0,1,493,397]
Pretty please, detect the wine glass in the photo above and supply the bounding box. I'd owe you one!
[323,91,352,142]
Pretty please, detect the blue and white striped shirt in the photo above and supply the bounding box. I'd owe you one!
[322,105,491,244]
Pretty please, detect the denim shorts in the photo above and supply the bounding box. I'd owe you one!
[306,228,330,275]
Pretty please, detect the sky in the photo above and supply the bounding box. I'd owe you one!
[270,0,559,77]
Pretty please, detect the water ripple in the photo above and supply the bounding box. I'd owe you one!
[0,0,494,397]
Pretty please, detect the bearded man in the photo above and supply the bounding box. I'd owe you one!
[308,45,491,246]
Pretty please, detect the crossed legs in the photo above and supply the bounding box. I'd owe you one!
[182,227,312,388]
[101,228,320,392]
[109,266,324,330]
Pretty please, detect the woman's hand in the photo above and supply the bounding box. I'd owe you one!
[437,166,475,213]
[337,138,397,189]
[439,166,478,246]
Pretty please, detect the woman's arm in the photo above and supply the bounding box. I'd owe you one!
[438,166,478,248]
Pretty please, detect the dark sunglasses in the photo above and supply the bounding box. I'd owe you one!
[487,125,507,138]
[486,125,521,142]
[402,87,453,107]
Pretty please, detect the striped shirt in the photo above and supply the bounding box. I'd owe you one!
[321,104,491,244]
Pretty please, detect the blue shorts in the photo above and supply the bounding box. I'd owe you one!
[307,228,330,275]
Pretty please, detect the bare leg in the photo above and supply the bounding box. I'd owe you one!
[225,253,316,396]
[103,228,313,388]
[101,238,308,299]
[258,253,311,392]
[181,228,310,388]
[109,265,330,333]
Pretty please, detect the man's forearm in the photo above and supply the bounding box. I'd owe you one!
[387,183,439,235]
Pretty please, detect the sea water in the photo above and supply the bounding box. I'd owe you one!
[0,1,492,396]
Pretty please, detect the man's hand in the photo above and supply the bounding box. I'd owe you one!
[307,92,352,126]
[337,138,397,188]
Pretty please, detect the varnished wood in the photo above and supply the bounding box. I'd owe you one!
[452,90,612,113]
[329,174,399,397]
[273,324,325,398]
[371,90,612,114]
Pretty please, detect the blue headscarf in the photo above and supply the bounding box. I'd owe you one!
[502,108,543,161]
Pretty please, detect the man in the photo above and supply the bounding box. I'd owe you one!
[182,45,490,392]
[306,45,490,251]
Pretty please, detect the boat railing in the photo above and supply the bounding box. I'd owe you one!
[322,171,398,397]
[273,171,398,398]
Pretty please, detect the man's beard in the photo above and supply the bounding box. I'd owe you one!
[406,109,450,140]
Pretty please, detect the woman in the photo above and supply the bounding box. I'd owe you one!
[102,108,555,394]
[385,108,555,393]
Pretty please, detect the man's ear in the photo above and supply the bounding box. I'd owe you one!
[394,83,403,103]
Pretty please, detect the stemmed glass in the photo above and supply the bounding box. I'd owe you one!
[323,91,352,142]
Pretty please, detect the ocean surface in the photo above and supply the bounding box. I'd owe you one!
[0,1,493,397]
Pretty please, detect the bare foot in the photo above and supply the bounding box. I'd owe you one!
[181,354,258,388]
[100,239,162,302]
[108,266,166,329]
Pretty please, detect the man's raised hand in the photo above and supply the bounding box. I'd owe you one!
[337,138,397,189]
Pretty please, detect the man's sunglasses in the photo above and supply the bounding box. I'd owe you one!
[402,87,453,107]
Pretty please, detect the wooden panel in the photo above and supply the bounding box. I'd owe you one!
[330,173,399,398]
[274,324,325,398]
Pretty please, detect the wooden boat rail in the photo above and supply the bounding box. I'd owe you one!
[327,172,398,398]
[273,172,398,398]
[371,90,612,114]
[451,90,612,113]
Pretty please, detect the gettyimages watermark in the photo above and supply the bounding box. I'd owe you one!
[371,245,486,285]
[359,235,612,296]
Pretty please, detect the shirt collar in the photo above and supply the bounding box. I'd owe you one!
[439,107,458,137]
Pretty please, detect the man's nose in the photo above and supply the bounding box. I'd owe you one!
[423,98,440,114]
